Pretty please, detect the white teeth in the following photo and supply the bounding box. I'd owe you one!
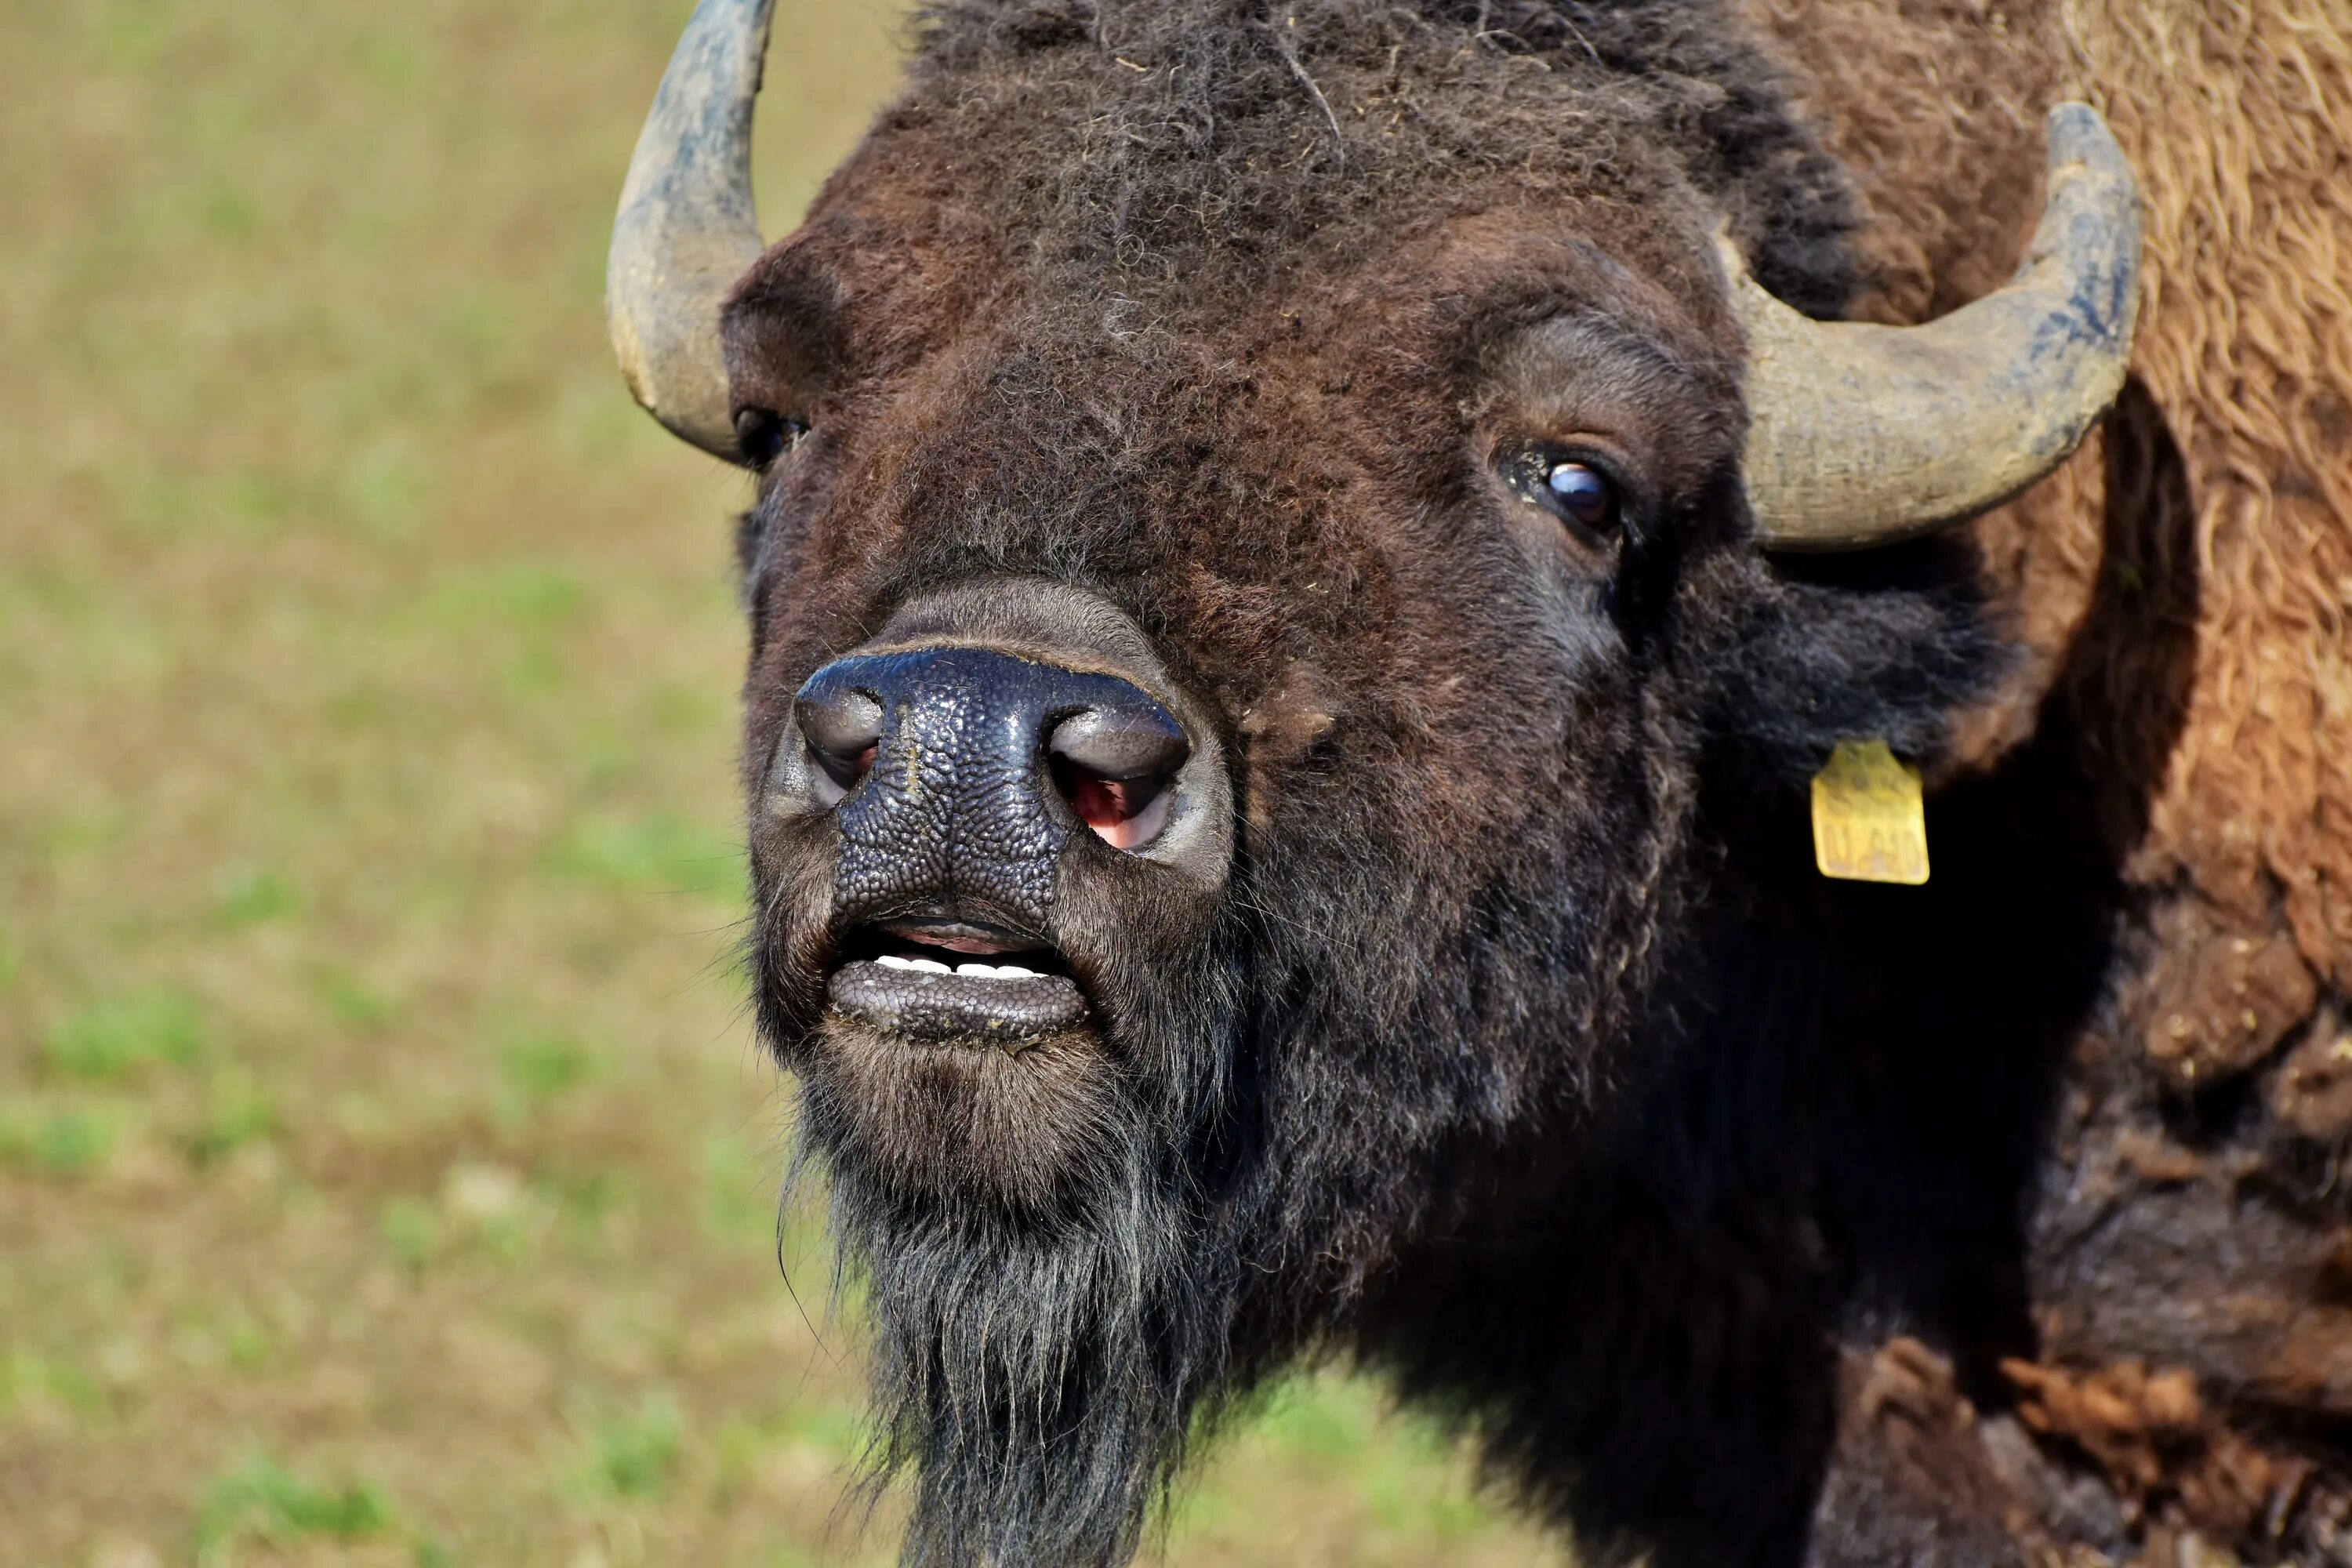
[950,961,1044,980]
[878,954,1047,979]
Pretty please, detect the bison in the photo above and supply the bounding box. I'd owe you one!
[601,2,2352,1563]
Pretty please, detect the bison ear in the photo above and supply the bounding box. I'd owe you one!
[1732,103,2142,551]
[1694,539,2008,788]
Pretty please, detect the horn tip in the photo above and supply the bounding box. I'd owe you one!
[2042,101,2130,183]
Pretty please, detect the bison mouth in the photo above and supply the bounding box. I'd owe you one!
[826,916,1091,1043]
[801,911,1130,1214]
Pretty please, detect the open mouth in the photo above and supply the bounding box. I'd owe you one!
[826,918,1089,1044]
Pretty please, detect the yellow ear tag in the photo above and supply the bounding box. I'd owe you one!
[1809,739,1929,885]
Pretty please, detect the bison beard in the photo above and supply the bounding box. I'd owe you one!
[789,934,1248,1567]
[804,1058,1229,1567]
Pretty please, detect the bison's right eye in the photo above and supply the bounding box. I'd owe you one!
[733,407,807,469]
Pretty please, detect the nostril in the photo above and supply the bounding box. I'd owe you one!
[1053,760,1174,849]
[1048,704,1188,851]
[804,742,877,808]
[1051,707,1189,781]
[794,686,884,809]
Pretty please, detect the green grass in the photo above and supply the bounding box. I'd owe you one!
[43,991,205,1080]
[213,864,299,926]
[582,1392,688,1501]
[184,1067,277,1167]
[0,1,1560,1563]
[199,1455,393,1558]
[502,1032,597,1102]
[0,1107,126,1182]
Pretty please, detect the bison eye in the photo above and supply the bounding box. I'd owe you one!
[1502,445,1626,540]
[1542,460,1617,533]
[733,407,807,469]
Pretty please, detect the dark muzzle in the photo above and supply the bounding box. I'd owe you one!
[790,645,1189,935]
[760,580,1234,1046]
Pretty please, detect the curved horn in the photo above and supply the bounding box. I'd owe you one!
[1734,103,2143,551]
[606,0,775,462]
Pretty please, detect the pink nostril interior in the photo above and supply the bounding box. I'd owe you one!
[1059,766,1173,850]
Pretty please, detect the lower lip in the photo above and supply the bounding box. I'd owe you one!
[827,959,1088,1043]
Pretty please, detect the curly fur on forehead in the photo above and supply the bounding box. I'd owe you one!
[893,0,1864,318]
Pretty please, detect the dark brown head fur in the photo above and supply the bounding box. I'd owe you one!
[726,3,2001,1564]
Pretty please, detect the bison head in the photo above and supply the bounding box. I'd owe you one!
[606,2,2140,1563]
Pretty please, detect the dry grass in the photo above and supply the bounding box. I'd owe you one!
[0,2,1559,1563]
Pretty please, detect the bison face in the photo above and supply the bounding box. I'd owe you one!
[605,3,2140,1562]
[726,224,1751,1559]
[731,201,1749,1207]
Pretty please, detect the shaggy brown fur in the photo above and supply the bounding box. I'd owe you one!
[711,2,2352,1563]
[1738,2,2352,1559]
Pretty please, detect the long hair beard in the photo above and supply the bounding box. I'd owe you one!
[800,1052,1243,1568]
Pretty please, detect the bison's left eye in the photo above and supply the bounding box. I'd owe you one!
[1503,445,1625,541]
[1544,462,1616,532]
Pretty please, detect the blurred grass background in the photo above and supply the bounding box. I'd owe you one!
[0,2,1561,1563]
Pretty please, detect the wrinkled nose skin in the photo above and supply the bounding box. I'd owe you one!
[793,647,1178,935]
